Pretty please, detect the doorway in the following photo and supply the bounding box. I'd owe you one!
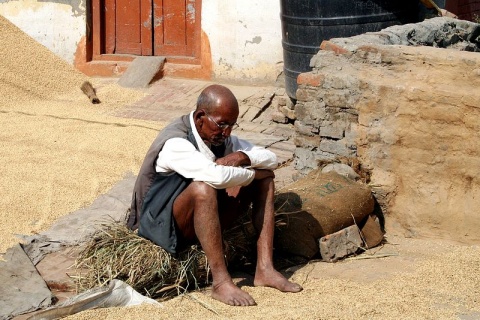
[91,0,201,60]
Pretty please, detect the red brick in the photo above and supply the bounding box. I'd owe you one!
[320,40,349,55]
[297,72,325,87]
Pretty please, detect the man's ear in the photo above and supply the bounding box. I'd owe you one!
[194,109,204,120]
[193,110,205,127]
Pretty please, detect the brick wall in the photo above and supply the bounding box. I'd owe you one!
[292,17,480,242]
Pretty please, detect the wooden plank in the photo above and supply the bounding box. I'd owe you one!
[105,0,116,54]
[154,0,200,56]
[163,0,186,46]
[115,0,142,54]
[185,0,196,56]
[153,0,164,52]
[141,0,153,55]
[92,0,102,57]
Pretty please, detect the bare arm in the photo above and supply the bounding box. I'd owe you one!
[215,151,251,167]
[216,152,274,180]
[253,168,275,180]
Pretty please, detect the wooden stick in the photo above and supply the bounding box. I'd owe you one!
[81,81,101,104]
[345,253,399,261]
[419,0,441,14]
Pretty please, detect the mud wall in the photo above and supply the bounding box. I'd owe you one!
[0,0,85,64]
[293,17,480,242]
[202,0,283,84]
[0,0,283,83]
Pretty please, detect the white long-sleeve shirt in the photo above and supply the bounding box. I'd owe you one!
[155,112,277,189]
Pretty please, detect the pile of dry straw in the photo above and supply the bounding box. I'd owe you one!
[74,215,257,300]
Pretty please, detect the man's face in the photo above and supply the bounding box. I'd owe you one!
[198,107,239,146]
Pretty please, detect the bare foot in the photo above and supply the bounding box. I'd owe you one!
[254,268,303,292]
[211,279,257,306]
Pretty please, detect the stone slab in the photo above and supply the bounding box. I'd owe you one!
[319,225,364,262]
[0,244,52,319]
[118,57,165,88]
[360,215,385,249]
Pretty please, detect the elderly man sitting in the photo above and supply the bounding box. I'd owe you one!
[128,84,302,306]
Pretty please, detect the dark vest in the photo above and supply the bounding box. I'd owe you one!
[128,114,192,231]
[128,114,225,253]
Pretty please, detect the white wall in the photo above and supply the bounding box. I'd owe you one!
[0,0,284,83]
[201,0,284,83]
[0,0,85,64]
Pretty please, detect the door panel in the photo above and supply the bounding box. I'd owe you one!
[115,0,142,54]
[104,0,116,53]
[164,0,186,46]
[154,0,196,56]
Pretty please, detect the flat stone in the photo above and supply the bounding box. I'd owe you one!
[319,225,363,262]
[360,215,385,249]
[0,244,52,319]
[118,56,165,88]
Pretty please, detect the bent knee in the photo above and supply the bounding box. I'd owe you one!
[189,181,217,201]
[252,175,274,188]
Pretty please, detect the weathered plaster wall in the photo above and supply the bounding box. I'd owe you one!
[0,0,283,83]
[0,0,85,64]
[293,18,480,243]
[202,0,283,84]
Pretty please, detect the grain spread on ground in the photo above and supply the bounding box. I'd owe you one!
[1,15,479,320]
[0,15,160,254]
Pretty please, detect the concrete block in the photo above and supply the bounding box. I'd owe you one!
[294,135,320,148]
[320,120,345,139]
[118,56,165,88]
[294,120,316,136]
[319,225,363,262]
[296,88,315,102]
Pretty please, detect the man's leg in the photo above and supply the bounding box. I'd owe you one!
[172,181,257,306]
[250,177,303,292]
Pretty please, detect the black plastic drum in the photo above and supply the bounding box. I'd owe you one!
[280,0,419,99]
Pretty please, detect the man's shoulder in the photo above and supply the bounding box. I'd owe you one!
[162,114,190,134]
[168,114,190,127]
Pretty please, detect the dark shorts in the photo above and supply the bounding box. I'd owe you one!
[139,176,257,255]
[138,172,190,255]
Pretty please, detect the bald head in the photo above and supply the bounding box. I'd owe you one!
[196,84,239,114]
[193,85,240,146]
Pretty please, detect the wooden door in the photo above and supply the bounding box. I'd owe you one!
[103,0,152,55]
[115,0,141,54]
[153,0,197,57]
[100,0,198,58]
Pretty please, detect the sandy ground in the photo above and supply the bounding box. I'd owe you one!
[2,15,480,320]
[62,235,480,320]
[0,16,162,254]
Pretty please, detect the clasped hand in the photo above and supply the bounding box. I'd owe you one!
[215,152,275,180]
